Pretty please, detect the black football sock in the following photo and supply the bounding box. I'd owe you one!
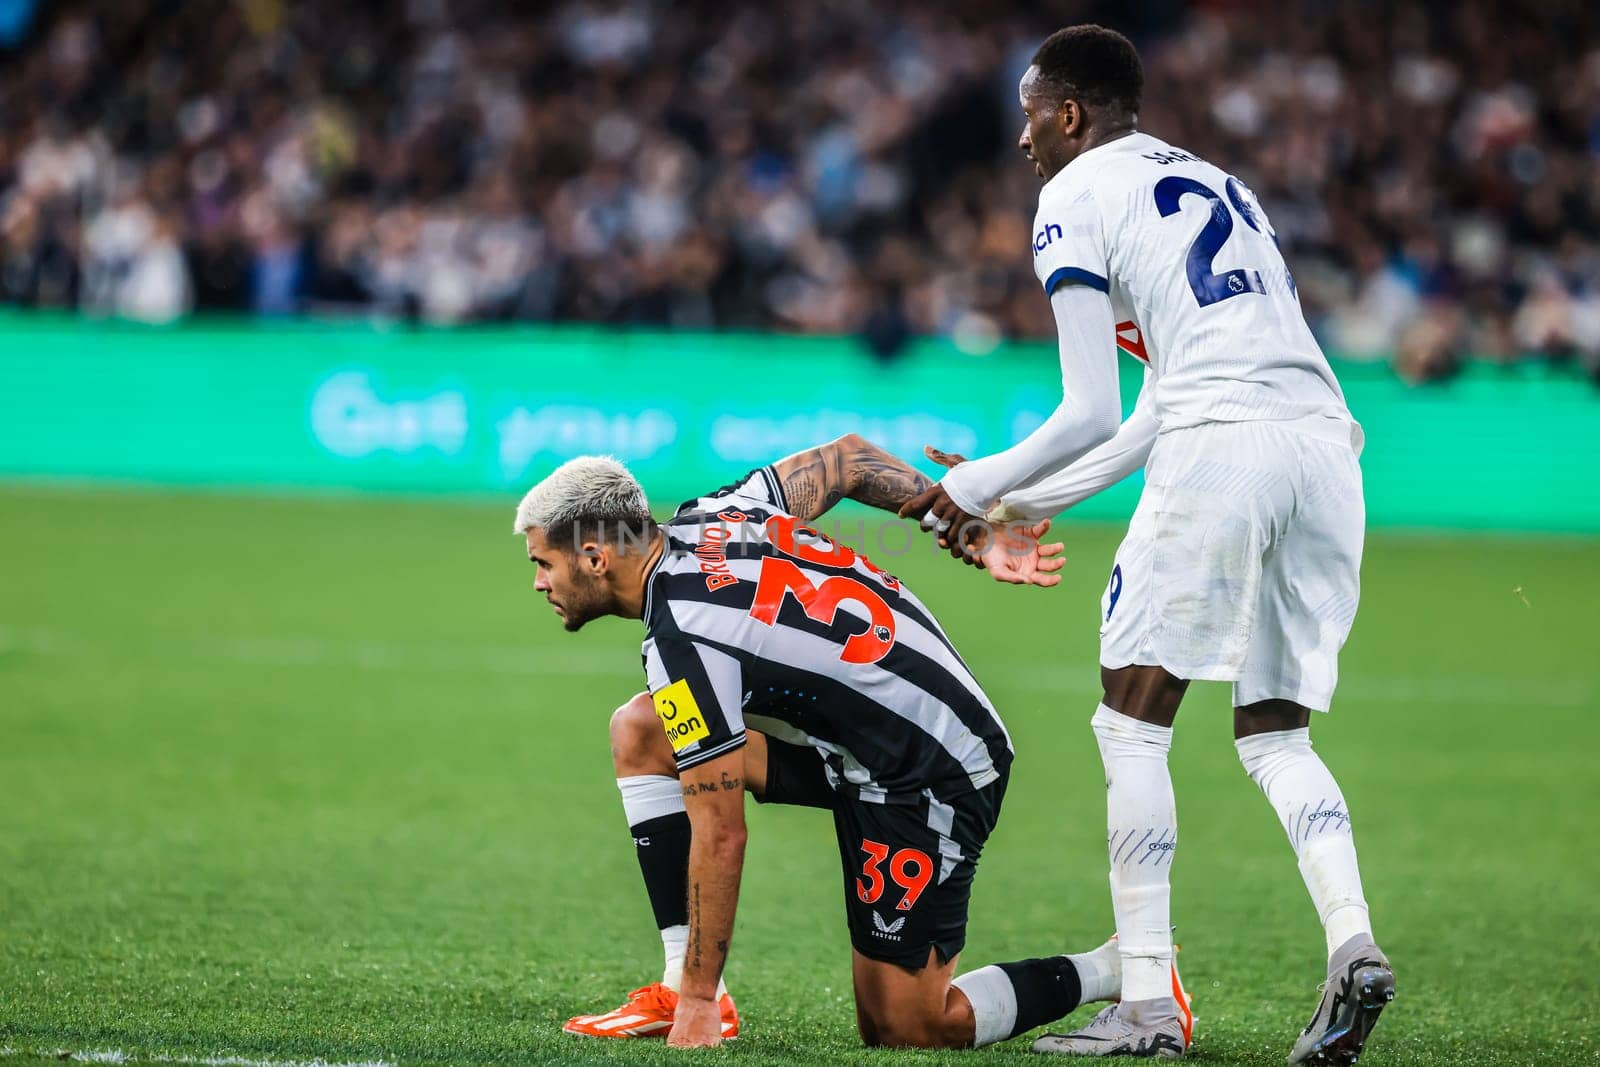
[616,774,692,932]
[952,956,1084,1047]
[629,811,691,930]
[616,774,694,988]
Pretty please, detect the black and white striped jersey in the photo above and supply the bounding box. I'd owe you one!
[641,466,1013,807]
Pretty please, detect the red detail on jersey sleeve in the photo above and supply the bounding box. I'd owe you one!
[1116,320,1149,363]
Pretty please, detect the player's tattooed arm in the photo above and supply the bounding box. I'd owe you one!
[680,771,744,797]
[671,748,746,1046]
[850,448,935,513]
[773,433,933,522]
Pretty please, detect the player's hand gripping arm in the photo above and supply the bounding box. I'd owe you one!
[988,368,1159,523]
[669,747,747,1048]
[771,435,1064,586]
[916,446,1067,585]
[898,284,1123,549]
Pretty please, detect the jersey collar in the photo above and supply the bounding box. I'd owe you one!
[639,533,667,623]
[1043,130,1158,193]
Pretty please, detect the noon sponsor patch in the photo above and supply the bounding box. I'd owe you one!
[652,679,710,752]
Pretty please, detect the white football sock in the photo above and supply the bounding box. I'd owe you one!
[661,923,689,990]
[952,965,1017,1047]
[616,773,684,825]
[1236,728,1373,958]
[1091,704,1176,1003]
[659,929,728,997]
[1066,938,1122,1003]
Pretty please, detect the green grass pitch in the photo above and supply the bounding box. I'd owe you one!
[1,485,1597,1066]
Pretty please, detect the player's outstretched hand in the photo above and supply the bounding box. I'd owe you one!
[981,518,1065,588]
[667,994,724,1048]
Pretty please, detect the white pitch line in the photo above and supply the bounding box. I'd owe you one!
[0,1050,394,1067]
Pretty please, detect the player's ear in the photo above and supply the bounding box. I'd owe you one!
[579,539,609,576]
[1059,98,1083,138]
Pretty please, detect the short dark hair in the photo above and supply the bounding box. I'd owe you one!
[1030,25,1143,116]
[567,514,658,557]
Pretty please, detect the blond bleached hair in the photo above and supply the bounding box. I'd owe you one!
[513,456,652,542]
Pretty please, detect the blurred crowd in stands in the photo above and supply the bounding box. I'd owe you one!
[2,0,1598,382]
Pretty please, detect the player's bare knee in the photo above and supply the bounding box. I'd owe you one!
[854,1000,894,1047]
[866,1017,955,1050]
[1100,664,1186,726]
[855,1007,880,1047]
[1233,698,1312,739]
[856,1016,899,1048]
[941,985,978,1047]
[857,1002,958,1049]
[609,693,672,775]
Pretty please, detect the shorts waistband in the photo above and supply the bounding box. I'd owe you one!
[1159,414,1364,455]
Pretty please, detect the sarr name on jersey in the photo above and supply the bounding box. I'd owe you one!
[1142,149,1199,165]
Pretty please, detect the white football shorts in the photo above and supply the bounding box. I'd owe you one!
[1099,419,1365,711]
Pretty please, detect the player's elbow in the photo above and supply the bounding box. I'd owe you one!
[1058,396,1120,453]
[1085,410,1119,449]
[1089,383,1123,439]
[1083,382,1123,445]
[831,432,872,455]
[827,432,884,477]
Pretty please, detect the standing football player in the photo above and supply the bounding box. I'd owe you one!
[515,436,1188,1050]
[901,25,1392,1064]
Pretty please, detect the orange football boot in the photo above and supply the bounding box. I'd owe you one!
[1171,944,1194,1048]
[562,982,740,1039]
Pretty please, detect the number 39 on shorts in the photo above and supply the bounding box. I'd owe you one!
[855,839,934,912]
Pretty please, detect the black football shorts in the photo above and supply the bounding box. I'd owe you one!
[756,736,1008,969]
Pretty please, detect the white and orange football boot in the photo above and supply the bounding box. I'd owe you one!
[1033,937,1195,1057]
[1117,933,1195,1045]
[562,982,740,1040]
[1170,943,1195,1049]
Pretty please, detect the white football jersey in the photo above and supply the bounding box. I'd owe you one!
[1032,131,1352,432]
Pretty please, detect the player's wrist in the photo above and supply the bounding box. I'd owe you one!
[939,465,993,517]
[985,499,1030,525]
